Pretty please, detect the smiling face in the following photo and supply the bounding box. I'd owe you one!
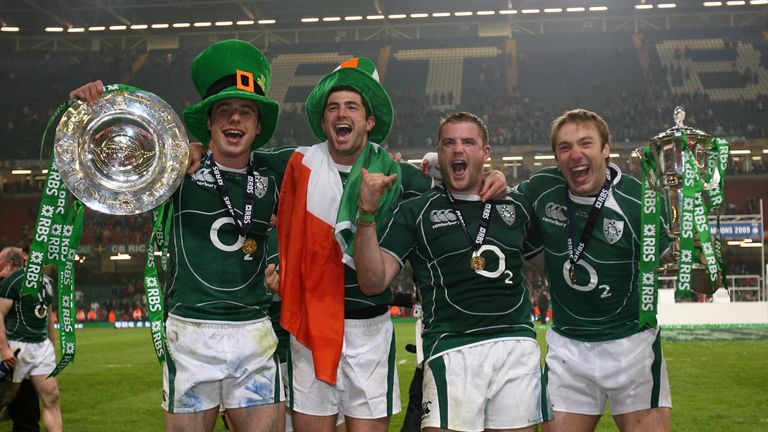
[553,120,610,196]
[207,98,261,168]
[437,119,490,195]
[322,89,375,165]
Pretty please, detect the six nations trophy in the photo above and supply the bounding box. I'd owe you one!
[635,106,730,302]
[24,84,188,375]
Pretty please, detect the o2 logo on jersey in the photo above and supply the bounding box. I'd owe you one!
[209,216,252,260]
[561,260,611,298]
[474,245,506,279]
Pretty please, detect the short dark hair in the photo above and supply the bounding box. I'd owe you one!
[0,247,24,270]
[326,85,372,118]
[437,112,489,146]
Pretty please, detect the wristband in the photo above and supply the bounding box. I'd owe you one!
[358,213,376,223]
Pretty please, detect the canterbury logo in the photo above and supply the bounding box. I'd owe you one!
[545,203,568,222]
[429,209,458,223]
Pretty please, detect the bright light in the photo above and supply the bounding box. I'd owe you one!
[454,11,473,16]
[762,149,768,153]
[521,9,541,14]
[499,10,518,15]
[1,26,20,32]
[215,21,233,26]
[258,19,276,24]
[741,242,763,248]
[730,149,751,155]
[726,0,746,4]
[109,25,127,30]
[703,1,723,6]
[567,7,586,12]
[657,3,677,8]
[193,22,212,27]
[67,27,86,32]
[41,169,48,174]
[410,13,429,18]
[534,155,556,160]
[301,17,319,23]
[130,24,148,30]
[45,27,64,32]
[151,24,169,29]
[609,153,621,158]
[88,26,106,31]
[502,156,523,161]
[589,6,609,11]
[477,11,495,16]
[172,23,191,28]
[366,15,385,20]
[635,4,654,9]
[11,169,31,175]
[544,8,564,13]
[727,241,741,245]
[344,16,363,21]
[750,0,768,4]
[432,12,451,17]
[110,253,132,261]
[388,14,407,19]
[322,17,341,22]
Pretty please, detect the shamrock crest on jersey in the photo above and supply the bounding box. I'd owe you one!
[253,175,268,199]
[496,204,516,225]
[603,218,624,244]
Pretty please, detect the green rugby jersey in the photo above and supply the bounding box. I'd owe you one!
[516,164,670,342]
[252,145,432,311]
[1,269,53,343]
[166,153,281,321]
[379,188,541,361]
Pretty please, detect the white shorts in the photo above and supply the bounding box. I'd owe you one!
[288,312,401,419]
[545,328,672,416]
[422,338,547,431]
[162,315,283,414]
[9,339,56,382]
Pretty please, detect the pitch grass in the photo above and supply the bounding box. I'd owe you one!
[1,322,767,431]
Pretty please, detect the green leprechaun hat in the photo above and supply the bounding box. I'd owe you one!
[182,39,279,149]
[305,57,393,144]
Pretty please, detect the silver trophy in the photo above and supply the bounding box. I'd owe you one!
[54,89,189,215]
[638,106,722,294]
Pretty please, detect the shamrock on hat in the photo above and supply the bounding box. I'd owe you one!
[182,39,280,149]
[305,57,393,144]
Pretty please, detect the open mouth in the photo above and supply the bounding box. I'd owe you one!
[223,129,245,143]
[571,166,589,180]
[334,124,353,138]
[451,160,467,176]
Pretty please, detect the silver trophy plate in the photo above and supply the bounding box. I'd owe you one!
[54,89,189,215]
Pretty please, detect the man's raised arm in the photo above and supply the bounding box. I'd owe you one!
[354,168,401,296]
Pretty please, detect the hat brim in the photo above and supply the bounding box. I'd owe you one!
[182,88,280,149]
[306,68,393,144]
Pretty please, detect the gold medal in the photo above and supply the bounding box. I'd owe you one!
[569,264,577,284]
[470,255,486,271]
[242,238,258,254]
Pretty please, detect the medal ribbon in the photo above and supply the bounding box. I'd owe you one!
[143,201,173,364]
[208,153,257,246]
[639,147,661,328]
[565,168,612,283]
[442,189,493,265]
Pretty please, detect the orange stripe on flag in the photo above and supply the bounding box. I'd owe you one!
[278,150,345,386]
